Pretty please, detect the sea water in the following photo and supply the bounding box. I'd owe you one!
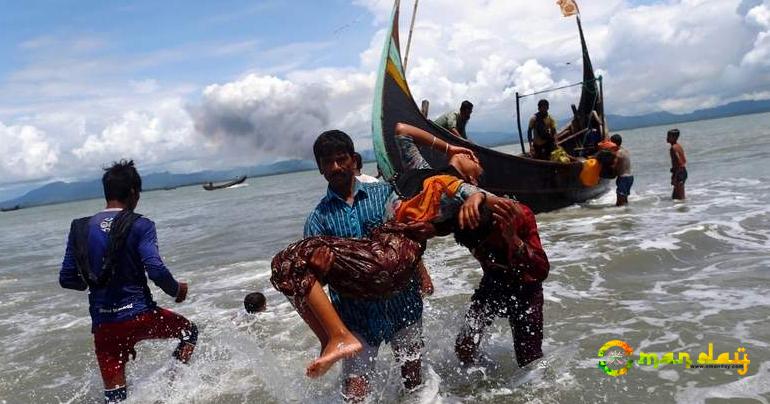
[1,113,769,403]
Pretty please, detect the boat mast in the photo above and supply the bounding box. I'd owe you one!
[420,99,430,117]
[515,92,526,154]
[403,0,420,71]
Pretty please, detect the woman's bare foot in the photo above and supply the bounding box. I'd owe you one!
[306,333,363,378]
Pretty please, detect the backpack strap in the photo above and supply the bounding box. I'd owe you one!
[98,210,142,288]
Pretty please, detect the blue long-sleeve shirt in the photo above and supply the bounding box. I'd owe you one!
[60,209,180,331]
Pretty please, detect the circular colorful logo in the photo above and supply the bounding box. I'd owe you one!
[598,340,634,376]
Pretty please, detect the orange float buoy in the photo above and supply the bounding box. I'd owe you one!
[580,158,601,187]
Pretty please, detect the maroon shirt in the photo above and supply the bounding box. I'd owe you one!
[471,203,550,284]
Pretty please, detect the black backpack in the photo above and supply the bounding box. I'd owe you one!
[71,210,142,289]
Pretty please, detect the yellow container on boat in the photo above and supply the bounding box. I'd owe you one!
[550,146,572,164]
[580,158,601,187]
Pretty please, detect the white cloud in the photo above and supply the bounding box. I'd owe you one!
[742,2,770,67]
[0,122,59,181]
[72,98,208,170]
[2,0,770,189]
[187,0,770,145]
[747,2,770,27]
[353,0,769,117]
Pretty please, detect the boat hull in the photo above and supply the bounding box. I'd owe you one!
[202,176,247,191]
[378,67,610,213]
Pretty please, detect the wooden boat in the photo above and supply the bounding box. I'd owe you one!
[371,0,610,213]
[202,176,247,191]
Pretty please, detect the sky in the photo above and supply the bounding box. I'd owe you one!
[1,0,769,199]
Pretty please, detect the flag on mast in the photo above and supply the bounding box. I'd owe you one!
[557,0,579,17]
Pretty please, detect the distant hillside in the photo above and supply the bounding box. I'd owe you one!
[0,159,316,210]
[608,99,770,131]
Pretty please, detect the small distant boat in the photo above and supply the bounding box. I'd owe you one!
[202,176,247,191]
[0,205,21,212]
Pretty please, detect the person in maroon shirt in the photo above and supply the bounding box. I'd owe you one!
[454,199,550,368]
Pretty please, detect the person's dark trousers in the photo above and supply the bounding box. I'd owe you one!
[456,273,544,367]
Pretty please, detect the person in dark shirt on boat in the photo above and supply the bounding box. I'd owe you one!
[434,100,473,139]
[668,129,687,200]
[59,160,197,403]
[612,134,633,206]
[528,99,558,160]
[581,111,605,157]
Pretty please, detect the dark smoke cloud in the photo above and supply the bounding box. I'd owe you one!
[190,74,332,159]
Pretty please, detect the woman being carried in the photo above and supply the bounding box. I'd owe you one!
[271,123,517,377]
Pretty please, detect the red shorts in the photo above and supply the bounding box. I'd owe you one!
[94,308,193,385]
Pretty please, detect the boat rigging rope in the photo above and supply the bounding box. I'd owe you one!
[517,77,599,99]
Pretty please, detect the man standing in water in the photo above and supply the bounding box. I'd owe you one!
[668,129,687,200]
[611,134,633,206]
[304,130,427,401]
[454,198,550,369]
[434,100,473,139]
[59,160,197,403]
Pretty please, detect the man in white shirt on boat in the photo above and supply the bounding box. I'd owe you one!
[354,152,380,183]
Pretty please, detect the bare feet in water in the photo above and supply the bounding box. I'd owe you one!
[306,333,363,378]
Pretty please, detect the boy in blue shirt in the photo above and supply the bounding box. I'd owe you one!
[59,160,196,403]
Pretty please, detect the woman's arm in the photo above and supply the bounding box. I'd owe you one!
[395,122,477,161]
